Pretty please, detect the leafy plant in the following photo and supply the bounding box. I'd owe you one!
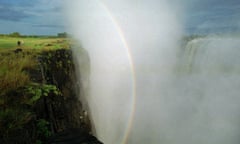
[0,108,32,137]
[25,83,61,105]
[36,119,52,138]
[35,140,43,144]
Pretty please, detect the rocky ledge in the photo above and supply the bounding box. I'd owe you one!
[0,49,102,144]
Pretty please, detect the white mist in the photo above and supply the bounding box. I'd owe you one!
[65,0,240,144]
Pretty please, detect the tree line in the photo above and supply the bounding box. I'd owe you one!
[0,32,68,38]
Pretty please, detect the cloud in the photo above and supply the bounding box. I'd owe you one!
[0,6,31,21]
[30,0,65,13]
[0,0,36,21]
[32,24,65,28]
[184,0,240,34]
[0,0,35,7]
[0,0,65,22]
[0,0,66,35]
[51,6,63,12]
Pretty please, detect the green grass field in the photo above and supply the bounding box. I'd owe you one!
[0,36,70,52]
[0,36,71,95]
[0,36,72,142]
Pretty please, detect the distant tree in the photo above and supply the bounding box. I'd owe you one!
[57,32,67,38]
[0,34,6,37]
[9,32,21,37]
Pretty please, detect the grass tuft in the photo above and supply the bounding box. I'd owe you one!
[0,52,37,95]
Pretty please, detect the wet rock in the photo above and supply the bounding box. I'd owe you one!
[48,128,103,144]
[0,48,100,143]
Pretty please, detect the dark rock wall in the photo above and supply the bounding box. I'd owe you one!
[38,49,90,132]
[0,49,102,144]
[38,49,102,143]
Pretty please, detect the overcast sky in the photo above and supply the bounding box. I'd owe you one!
[0,0,65,35]
[0,0,239,35]
[184,0,240,34]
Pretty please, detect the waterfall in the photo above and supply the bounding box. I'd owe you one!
[183,37,240,74]
[66,0,240,144]
[158,36,240,144]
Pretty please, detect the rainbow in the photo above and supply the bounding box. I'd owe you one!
[98,1,137,143]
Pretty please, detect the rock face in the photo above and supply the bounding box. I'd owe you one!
[0,49,102,144]
[37,49,90,132]
[37,49,102,143]
[48,128,103,144]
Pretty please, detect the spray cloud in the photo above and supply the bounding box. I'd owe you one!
[65,0,240,144]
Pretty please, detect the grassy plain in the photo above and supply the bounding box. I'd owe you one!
[0,36,71,142]
[0,36,70,95]
[0,36,69,52]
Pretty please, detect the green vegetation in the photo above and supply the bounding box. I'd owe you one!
[0,35,71,94]
[9,32,21,37]
[0,36,70,52]
[0,34,69,143]
[36,119,52,144]
[0,51,37,95]
[0,108,31,133]
[57,32,68,38]
[182,34,206,42]
[25,83,61,105]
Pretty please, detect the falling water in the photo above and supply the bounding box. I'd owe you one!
[146,36,240,144]
[65,0,240,144]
